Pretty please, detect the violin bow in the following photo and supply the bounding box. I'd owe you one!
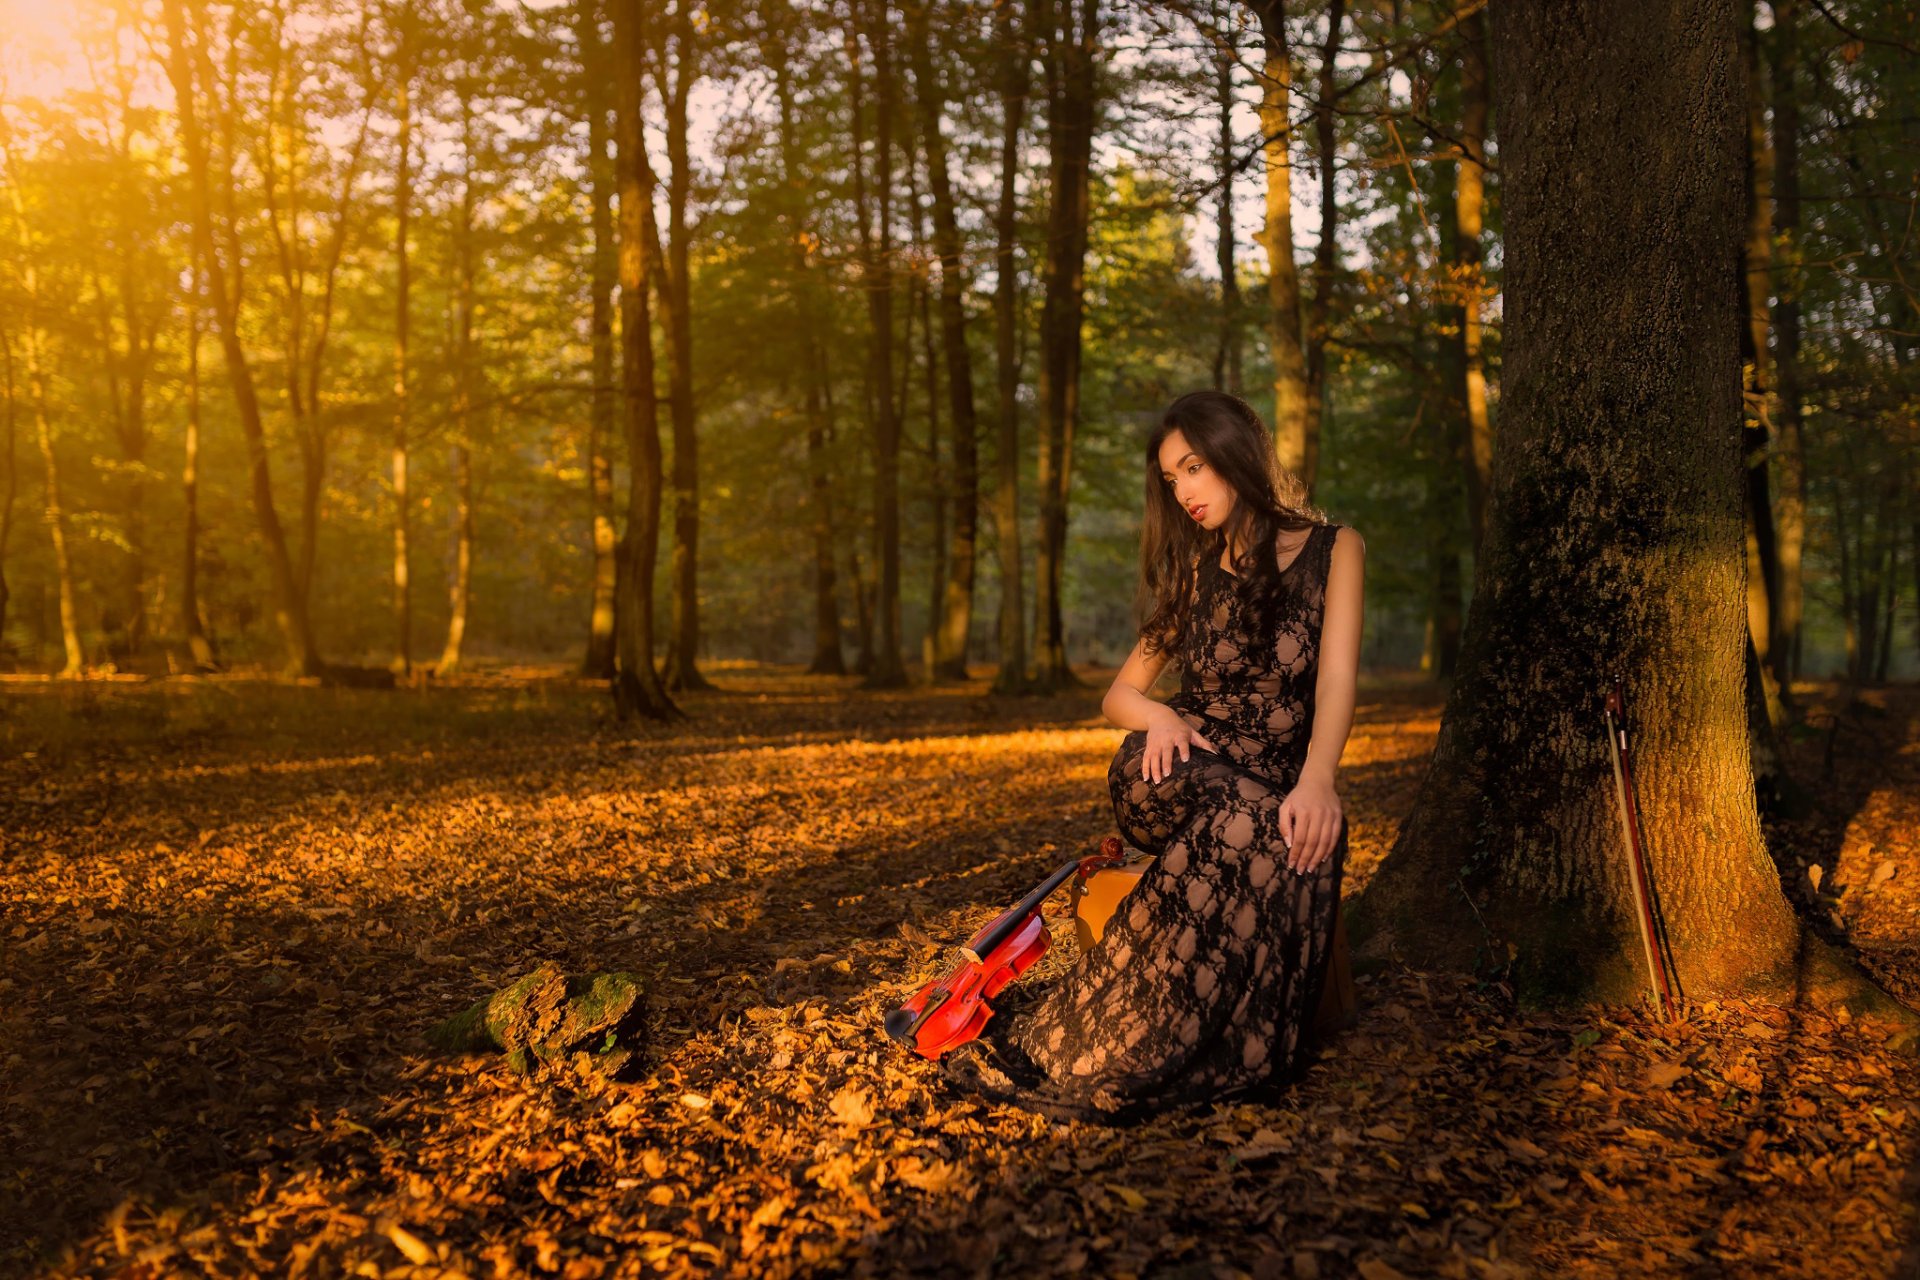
[1603,674,1676,1021]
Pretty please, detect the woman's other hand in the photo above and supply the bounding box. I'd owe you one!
[1142,707,1217,784]
[1279,773,1342,874]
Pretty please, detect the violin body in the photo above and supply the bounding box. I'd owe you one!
[884,838,1126,1060]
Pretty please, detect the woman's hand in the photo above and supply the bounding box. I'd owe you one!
[1278,772,1342,875]
[1141,707,1217,785]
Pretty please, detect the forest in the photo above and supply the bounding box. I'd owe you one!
[4,0,1920,1276]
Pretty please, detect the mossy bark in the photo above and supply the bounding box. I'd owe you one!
[430,963,648,1085]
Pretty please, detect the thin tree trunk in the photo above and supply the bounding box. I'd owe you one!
[179,256,215,670]
[849,5,908,687]
[162,0,319,675]
[440,96,478,674]
[908,0,979,682]
[392,13,414,677]
[1454,7,1493,557]
[579,0,618,678]
[657,1,713,692]
[610,0,678,719]
[1769,0,1807,690]
[990,0,1031,694]
[1301,0,1343,495]
[1033,0,1099,690]
[1248,0,1310,491]
[1738,3,1782,725]
[1212,1,1242,394]
[1352,0,1887,1014]
[0,326,15,665]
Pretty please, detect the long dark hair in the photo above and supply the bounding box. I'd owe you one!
[1137,390,1327,667]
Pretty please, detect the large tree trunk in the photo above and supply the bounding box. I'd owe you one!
[610,0,678,720]
[161,0,319,675]
[178,259,216,671]
[392,13,414,678]
[578,0,618,679]
[657,2,714,693]
[908,0,979,683]
[848,7,909,688]
[1247,0,1310,491]
[989,0,1032,695]
[440,97,479,675]
[1768,0,1807,691]
[1301,0,1343,496]
[1352,0,1893,1015]
[1033,0,1099,690]
[1452,7,1493,558]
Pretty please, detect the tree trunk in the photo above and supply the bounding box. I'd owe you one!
[990,0,1032,694]
[657,2,714,693]
[908,0,979,683]
[439,102,478,675]
[161,0,319,675]
[1211,1,1242,395]
[178,258,216,671]
[1453,7,1493,558]
[1301,0,1343,496]
[392,14,414,678]
[1247,0,1310,491]
[1033,0,1099,690]
[578,0,619,679]
[1352,0,1892,1016]
[1768,0,1807,690]
[21,328,82,677]
[0,327,15,666]
[849,7,909,688]
[610,0,678,720]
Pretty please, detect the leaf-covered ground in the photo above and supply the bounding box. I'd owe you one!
[2,668,1916,1279]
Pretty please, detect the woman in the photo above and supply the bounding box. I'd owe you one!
[940,389,1365,1122]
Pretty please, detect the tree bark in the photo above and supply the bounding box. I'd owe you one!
[577,0,619,679]
[1033,0,1099,690]
[161,0,319,675]
[1301,0,1343,496]
[848,6,909,688]
[655,1,714,693]
[1452,7,1493,558]
[1247,0,1310,491]
[610,0,678,719]
[439,94,478,675]
[392,10,414,678]
[1353,0,1893,1015]
[908,0,979,683]
[989,0,1032,694]
[1211,1,1243,395]
[178,257,216,670]
[1768,0,1807,691]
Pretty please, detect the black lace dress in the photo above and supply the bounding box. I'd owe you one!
[940,522,1349,1123]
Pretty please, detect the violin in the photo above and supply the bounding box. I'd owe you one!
[884,836,1127,1060]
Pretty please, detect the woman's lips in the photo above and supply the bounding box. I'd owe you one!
[1189,504,1208,520]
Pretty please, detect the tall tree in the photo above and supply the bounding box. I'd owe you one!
[989,0,1033,694]
[1354,0,1894,1016]
[1210,0,1244,395]
[1247,0,1311,491]
[177,255,217,670]
[848,3,909,688]
[1032,0,1100,689]
[578,0,618,678]
[439,75,479,674]
[1300,0,1343,493]
[0,325,15,663]
[1768,0,1807,689]
[653,0,715,692]
[391,0,415,677]
[907,0,980,682]
[609,0,678,719]
[1451,6,1492,557]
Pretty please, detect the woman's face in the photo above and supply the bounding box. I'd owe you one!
[1157,429,1235,532]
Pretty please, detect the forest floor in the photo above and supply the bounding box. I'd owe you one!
[2,666,1917,1280]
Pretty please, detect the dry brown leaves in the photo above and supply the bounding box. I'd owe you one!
[0,671,1915,1279]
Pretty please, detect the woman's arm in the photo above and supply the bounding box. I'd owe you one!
[1101,637,1175,731]
[1284,526,1365,874]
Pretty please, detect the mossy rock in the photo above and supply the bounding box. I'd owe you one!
[429,962,648,1086]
